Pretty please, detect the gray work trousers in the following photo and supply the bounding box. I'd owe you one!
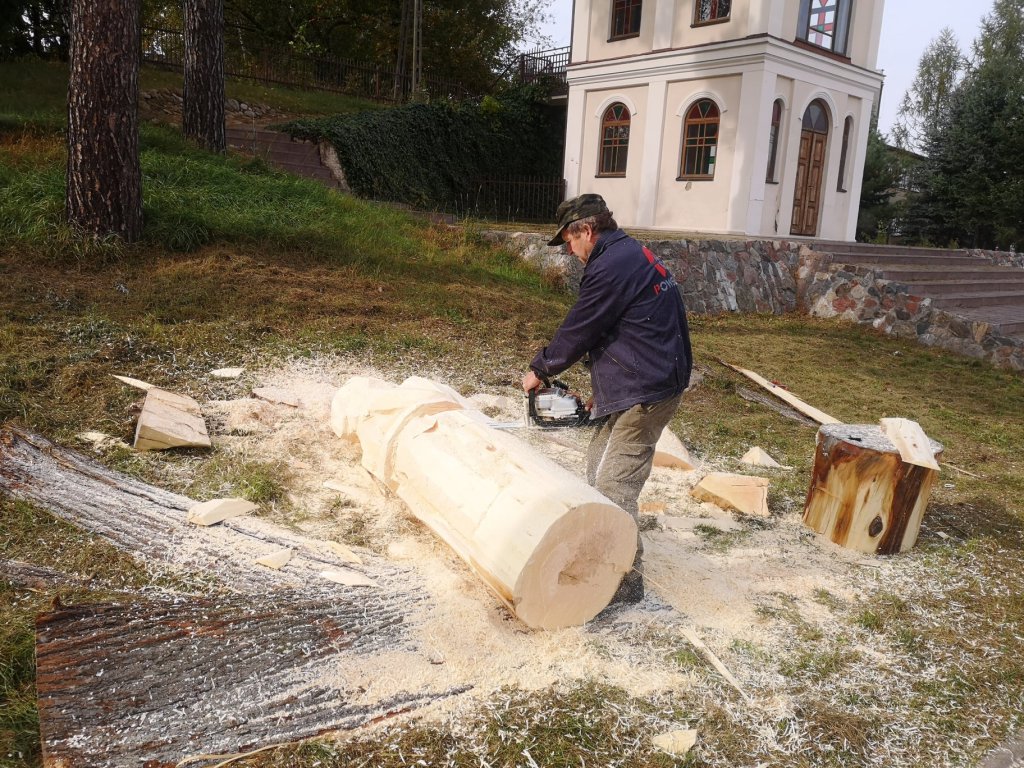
[586,392,683,570]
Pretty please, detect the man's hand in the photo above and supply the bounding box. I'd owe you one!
[521,370,544,393]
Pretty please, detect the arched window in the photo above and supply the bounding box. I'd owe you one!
[766,99,783,182]
[837,116,853,192]
[611,0,642,39]
[679,99,720,180]
[598,102,630,176]
[797,0,851,55]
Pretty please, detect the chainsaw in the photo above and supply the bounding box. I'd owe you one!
[491,377,601,430]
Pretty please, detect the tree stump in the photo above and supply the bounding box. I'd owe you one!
[803,424,943,554]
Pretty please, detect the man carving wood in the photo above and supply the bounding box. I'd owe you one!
[522,194,693,604]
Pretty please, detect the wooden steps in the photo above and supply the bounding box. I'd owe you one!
[225,125,342,190]
[813,241,1024,339]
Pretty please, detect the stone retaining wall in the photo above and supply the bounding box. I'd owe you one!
[494,231,1023,372]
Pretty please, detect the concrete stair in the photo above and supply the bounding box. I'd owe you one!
[813,241,1024,337]
[225,125,341,190]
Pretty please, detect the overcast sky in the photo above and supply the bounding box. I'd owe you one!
[530,0,993,137]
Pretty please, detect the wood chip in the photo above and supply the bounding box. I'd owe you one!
[880,417,941,470]
[254,549,292,570]
[739,446,789,469]
[134,388,211,452]
[326,540,363,565]
[652,729,698,757]
[691,472,770,516]
[210,367,245,379]
[252,387,299,407]
[187,498,257,526]
[112,374,155,391]
[639,502,668,515]
[320,568,378,588]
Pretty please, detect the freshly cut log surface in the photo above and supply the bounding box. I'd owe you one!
[332,376,638,630]
[803,424,943,554]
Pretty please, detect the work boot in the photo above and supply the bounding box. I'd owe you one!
[609,570,644,605]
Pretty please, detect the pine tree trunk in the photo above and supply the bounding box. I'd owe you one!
[65,0,142,242]
[183,0,226,152]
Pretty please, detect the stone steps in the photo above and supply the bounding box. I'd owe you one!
[225,126,341,190]
[817,243,1024,340]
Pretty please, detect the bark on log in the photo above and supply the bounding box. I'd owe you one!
[332,376,638,630]
[183,0,226,152]
[0,428,459,766]
[803,424,944,554]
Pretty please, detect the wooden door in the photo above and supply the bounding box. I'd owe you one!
[791,100,829,236]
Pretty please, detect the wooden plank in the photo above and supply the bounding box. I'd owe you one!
[736,387,817,427]
[721,361,839,425]
[879,417,941,471]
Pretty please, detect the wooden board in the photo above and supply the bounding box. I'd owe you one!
[880,417,941,470]
[803,424,943,554]
[722,362,839,425]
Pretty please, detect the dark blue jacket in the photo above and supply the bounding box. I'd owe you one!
[530,229,692,418]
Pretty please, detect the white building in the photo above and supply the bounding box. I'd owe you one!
[562,0,886,240]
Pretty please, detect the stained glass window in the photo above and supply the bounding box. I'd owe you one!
[679,99,720,179]
[599,103,630,176]
[611,0,642,39]
[694,0,731,24]
[797,0,851,55]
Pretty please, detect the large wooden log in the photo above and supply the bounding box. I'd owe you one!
[803,424,944,554]
[332,376,638,630]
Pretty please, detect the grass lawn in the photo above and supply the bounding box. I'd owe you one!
[2,58,1024,768]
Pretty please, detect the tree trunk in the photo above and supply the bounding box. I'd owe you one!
[183,0,226,152]
[802,424,943,555]
[66,0,142,241]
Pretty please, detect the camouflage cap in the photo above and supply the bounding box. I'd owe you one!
[548,193,609,246]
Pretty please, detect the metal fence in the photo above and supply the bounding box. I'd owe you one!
[458,176,566,222]
[142,28,471,104]
[516,46,570,96]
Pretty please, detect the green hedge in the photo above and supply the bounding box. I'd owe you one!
[284,85,565,211]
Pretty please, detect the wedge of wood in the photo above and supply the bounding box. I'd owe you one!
[187,498,257,526]
[652,729,698,757]
[653,428,696,470]
[134,388,211,451]
[691,472,770,516]
[320,568,378,587]
[721,362,839,425]
[331,375,637,630]
[739,446,789,469]
[112,374,154,391]
[254,548,292,570]
[879,418,941,470]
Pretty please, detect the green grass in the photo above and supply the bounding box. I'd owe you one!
[3,58,1024,768]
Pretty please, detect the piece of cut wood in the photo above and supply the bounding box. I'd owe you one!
[210,367,245,379]
[252,387,299,407]
[737,386,817,427]
[654,428,696,471]
[187,498,257,526]
[721,362,839,425]
[941,462,981,478]
[321,568,378,587]
[879,418,941,470]
[652,729,698,757]
[255,548,292,570]
[691,472,770,516]
[133,388,211,451]
[681,627,751,702]
[332,376,638,630]
[326,540,363,565]
[112,374,154,391]
[739,446,788,469]
[803,424,943,554]
[640,502,668,515]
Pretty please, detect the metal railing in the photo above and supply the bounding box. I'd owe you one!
[516,46,570,95]
[142,28,472,104]
[458,175,566,222]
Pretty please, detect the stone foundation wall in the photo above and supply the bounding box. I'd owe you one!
[494,230,1023,372]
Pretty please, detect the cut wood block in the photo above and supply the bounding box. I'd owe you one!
[739,446,788,469]
[210,367,245,379]
[640,501,668,515]
[252,387,299,407]
[804,423,943,554]
[133,388,211,451]
[333,375,638,630]
[652,729,698,757]
[654,428,696,471]
[112,374,155,391]
[879,418,941,470]
[326,540,362,565]
[722,362,839,425]
[255,548,292,570]
[187,498,257,526]
[321,568,378,587]
[691,472,770,516]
